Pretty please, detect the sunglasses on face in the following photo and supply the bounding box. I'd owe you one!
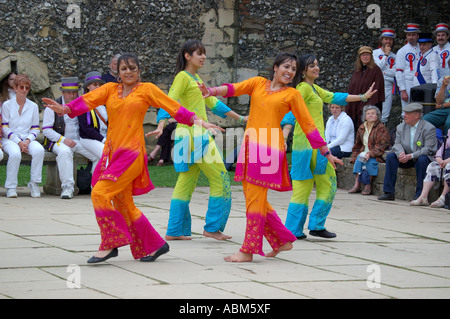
[16,85,30,91]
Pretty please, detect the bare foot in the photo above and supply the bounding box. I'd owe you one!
[224,251,253,262]
[203,230,232,240]
[265,242,293,258]
[165,235,191,241]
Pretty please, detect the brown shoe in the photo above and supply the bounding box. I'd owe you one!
[361,184,371,195]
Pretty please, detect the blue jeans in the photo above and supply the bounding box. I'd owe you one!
[330,146,351,159]
[383,152,430,199]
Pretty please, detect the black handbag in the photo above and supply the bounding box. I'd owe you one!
[77,161,93,194]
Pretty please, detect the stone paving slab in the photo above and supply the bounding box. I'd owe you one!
[0,185,449,300]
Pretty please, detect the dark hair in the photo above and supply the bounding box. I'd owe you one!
[117,53,140,73]
[298,54,317,83]
[175,40,206,74]
[269,52,300,87]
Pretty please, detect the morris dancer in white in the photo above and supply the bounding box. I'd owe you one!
[373,27,396,124]
[396,23,421,109]
[42,77,98,199]
[413,33,437,86]
[431,23,450,81]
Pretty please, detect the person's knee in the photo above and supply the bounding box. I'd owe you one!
[7,148,21,161]
[385,152,398,165]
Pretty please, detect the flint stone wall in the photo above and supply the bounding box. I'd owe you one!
[0,0,449,149]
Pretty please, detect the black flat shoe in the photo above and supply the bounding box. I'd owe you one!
[377,193,395,201]
[140,242,170,262]
[296,234,307,240]
[309,229,336,238]
[87,248,118,264]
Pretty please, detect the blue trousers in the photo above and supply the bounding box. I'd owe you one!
[423,109,450,135]
[383,152,430,199]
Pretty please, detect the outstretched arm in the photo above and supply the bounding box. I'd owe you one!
[345,82,377,102]
[198,83,229,98]
[42,98,71,115]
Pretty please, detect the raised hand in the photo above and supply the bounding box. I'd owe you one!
[198,83,211,98]
[42,97,69,115]
[145,127,164,139]
[364,82,378,100]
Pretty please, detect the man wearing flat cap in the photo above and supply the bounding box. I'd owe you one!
[42,77,98,199]
[378,103,437,201]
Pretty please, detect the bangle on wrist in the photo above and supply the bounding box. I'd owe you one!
[207,87,220,97]
[321,147,331,157]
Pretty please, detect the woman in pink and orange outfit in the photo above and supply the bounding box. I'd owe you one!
[43,53,223,263]
[201,52,341,262]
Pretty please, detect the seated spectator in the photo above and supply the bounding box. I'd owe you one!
[42,77,98,199]
[148,108,177,166]
[348,105,390,195]
[423,75,450,134]
[78,71,107,171]
[378,103,437,201]
[325,103,354,159]
[410,128,450,207]
[1,74,44,198]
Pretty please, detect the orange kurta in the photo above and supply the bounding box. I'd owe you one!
[66,82,195,258]
[224,76,327,256]
[230,77,326,191]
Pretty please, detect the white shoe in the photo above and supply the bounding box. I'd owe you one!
[6,188,17,198]
[61,187,73,199]
[28,182,41,198]
[410,197,429,206]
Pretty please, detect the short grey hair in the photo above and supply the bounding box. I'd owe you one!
[361,105,381,122]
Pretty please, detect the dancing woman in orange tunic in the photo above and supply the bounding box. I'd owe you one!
[43,53,223,263]
[201,52,340,262]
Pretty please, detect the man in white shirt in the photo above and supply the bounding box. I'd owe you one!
[42,77,97,199]
[373,28,397,124]
[413,33,437,86]
[396,23,421,109]
[431,23,450,82]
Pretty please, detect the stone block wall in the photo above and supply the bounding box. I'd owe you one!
[0,0,449,152]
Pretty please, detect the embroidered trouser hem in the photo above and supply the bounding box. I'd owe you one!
[240,180,296,256]
[91,159,165,259]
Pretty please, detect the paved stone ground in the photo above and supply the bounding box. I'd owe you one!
[0,185,449,300]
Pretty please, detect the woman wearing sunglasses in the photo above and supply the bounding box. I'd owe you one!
[1,74,44,198]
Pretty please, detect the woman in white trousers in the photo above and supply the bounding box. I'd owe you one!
[1,74,44,198]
